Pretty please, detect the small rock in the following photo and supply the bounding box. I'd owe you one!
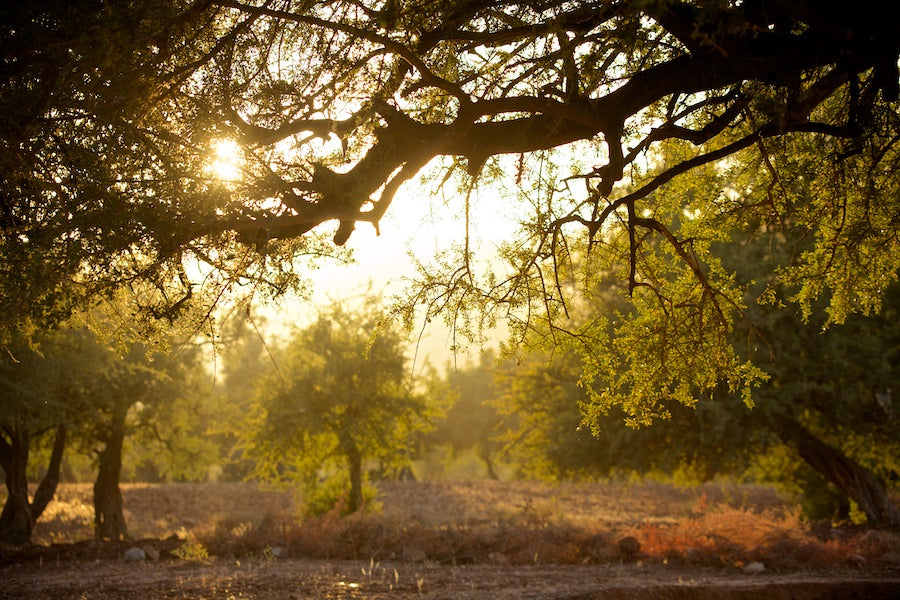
[124,547,146,562]
[142,545,160,561]
[684,547,703,563]
[270,546,288,558]
[618,536,641,559]
[742,561,765,575]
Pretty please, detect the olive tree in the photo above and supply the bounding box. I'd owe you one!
[247,300,429,514]
[0,329,91,544]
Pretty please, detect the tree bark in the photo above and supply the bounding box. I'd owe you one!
[480,448,499,481]
[31,424,66,521]
[93,406,128,541]
[0,429,34,546]
[777,417,900,528]
[346,442,363,514]
[0,424,67,545]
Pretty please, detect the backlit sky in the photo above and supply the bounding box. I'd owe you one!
[264,172,520,374]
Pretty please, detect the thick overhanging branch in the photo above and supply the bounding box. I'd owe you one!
[236,101,609,245]
[434,2,623,50]
[206,1,900,256]
[228,108,359,147]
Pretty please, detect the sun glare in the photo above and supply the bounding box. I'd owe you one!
[209,138,243,182]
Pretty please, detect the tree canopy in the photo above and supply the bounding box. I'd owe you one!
[3,1,900,420]
[246,300,430,514]
[0,327,91,543]
[494,228,900,522]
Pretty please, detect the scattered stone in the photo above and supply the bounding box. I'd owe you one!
[124,547,146,562]
[742,561,765,575]
[618,536,641,559]
[142,545,160,561]
[684,547,702,563]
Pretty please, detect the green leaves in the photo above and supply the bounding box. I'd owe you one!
[245,298,432,512]
[579,287,765,429]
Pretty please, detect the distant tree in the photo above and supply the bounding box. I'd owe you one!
[246,301,430,514]
[209,311,274,481]
[76,338,211,540]
[429,352,505,479]
[62,298,217,540]
[122,344,219,484]
[82,343,158,540]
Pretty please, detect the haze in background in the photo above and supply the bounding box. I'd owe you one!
[264,174,519,372]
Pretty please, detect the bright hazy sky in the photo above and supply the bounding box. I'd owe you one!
[268,173,519,373]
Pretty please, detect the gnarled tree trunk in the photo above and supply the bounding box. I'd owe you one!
[777,417,900,528]
[0,424,67,545]
[480,448,499,481]
[341,438,364,514]
[93,404,128,540]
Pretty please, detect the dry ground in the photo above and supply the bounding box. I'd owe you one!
[2,480,899,599]
[5,557,900,599]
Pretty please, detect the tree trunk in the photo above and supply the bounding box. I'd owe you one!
[777,417,900,528]
[31,424,66,521]
[480,448,499,481]
[94,408,128,540]
[346,444,363,514]
[0,424,67,545]
[0,429,34,546]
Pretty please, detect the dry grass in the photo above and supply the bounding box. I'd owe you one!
[31,482,295,545]
[24,480,900,571]
[634,503,899,571]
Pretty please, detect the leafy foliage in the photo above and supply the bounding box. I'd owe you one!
[0,1,341,339]
[493,215,900,520]
[427,351,504,478]
[246,300,432,514]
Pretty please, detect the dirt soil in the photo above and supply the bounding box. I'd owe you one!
[2,554,899,599]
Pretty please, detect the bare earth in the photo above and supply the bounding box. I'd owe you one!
[3,557,899,599]
[2,481,899,598]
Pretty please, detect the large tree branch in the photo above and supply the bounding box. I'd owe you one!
[432,2,624,50]
[202,1,900,252]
